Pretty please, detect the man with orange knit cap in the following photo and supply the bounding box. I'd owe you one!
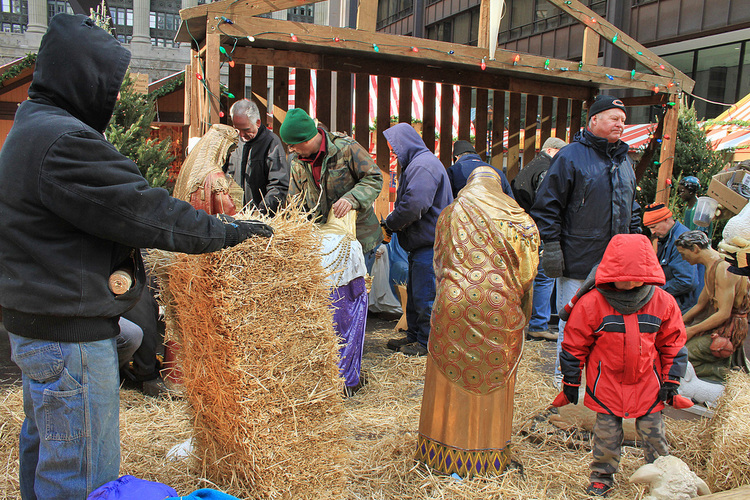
[643,202,700,313]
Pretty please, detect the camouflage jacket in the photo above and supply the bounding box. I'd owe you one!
[288,130,383,254]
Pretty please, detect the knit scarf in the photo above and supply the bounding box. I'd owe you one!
[597,284,655,315]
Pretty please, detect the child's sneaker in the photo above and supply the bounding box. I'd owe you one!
[586,482,611,497]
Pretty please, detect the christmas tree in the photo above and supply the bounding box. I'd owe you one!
[106,75,175,190]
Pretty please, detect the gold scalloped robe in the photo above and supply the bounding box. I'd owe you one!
[415,167,539,478]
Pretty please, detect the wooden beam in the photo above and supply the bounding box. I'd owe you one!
[523,95,538,168]
[336,72,352,135]
[582,27,600,66]
[570,99,583,137]
[491,90,505,167]
[697,485,750,499]
[251,65,268,124]
[475,89,489,160]
[219,18,684,94]
[231,47,595,101]
[356,0,378,32]
[423,82,436,153]
[477,0,490,49]
[439,83,453,168]
[655,100,679,204]
[316,69,332,129]
[458,86,471,141]
[507,92,521,180]
[205,32,222,133]
[548,0,694,91]
[184,63,192,130]
[355,73,369,148]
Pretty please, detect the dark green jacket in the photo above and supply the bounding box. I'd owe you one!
[288,130,383,253]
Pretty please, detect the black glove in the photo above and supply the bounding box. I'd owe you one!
[659,381,680,405]
[542,240,564,278]
[563,383,579,405]
[223,220,274,247]
[380,220,393,236]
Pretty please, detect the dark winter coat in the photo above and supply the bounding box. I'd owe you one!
[447,153,513,200]
[383,123,453,252]
[224,124,289,214]
[560,234,688,418]
[657,221,700,313]
[531,128,641,279]
[511,150,553,212]
[0,14,226,343]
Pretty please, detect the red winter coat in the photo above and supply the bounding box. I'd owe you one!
[560,234,688,418]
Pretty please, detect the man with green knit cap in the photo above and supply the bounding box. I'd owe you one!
[280,108,383,270]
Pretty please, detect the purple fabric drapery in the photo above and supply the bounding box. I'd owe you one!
[330,276,367,387]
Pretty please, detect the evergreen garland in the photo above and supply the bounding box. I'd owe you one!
[0,53,37,88]
[148,73,185,101]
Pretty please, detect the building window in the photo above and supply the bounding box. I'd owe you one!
[377,0,412,30]
[1,0,26,14]
[111,7,133,27]
[151,36,180,48]
[47,0,71,21]
[1,21,25,32]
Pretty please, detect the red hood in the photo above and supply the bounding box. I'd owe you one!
[595,234,665,286]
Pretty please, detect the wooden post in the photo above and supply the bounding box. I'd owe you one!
[506,92,521,179]
[251,65,268,127]
[355,73,369,148]
[523,94,539,168]
[205,32,221,134]
[295,68,311,114]
[227,62,245,112]
[477,0,490,49]
[540,96,553,146]
[336,72,352,136]
[655,99,679,204]
[439,83,453,167]
[458,86,471,141]
[475,89,489,160]
[399,78,412,124]
[555,97,569,141]
[491,90,505,169]
[272,66,288,134]
[375,75,391,219]
[316,70,332,129]
[423,82,436,153]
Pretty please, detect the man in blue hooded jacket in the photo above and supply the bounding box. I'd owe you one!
[0,15,272,499]
[382,123,453,356]
[531,95,641,387]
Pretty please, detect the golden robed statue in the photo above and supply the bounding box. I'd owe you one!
[416,166,539,478]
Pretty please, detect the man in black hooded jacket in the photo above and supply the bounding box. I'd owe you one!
[0,14,271,499]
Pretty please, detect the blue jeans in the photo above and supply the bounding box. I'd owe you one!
[406,246,436,347]
[528,262,555,332]
[554,276,585,386]
[8,332,121,500]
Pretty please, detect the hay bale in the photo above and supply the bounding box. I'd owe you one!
[164,207,347,498]
[706,371,750,491]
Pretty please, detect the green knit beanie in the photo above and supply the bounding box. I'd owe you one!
[280,108,318,144]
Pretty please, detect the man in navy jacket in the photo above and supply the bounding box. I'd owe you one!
[530,95,641,387]
[0,15,271,499]
[382,123,453,356]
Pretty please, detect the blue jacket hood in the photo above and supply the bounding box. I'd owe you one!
[28,14,131,133]
[383,122,432,168]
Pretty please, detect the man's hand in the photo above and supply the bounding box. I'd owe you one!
[223,220,274,247]
[658,381,680,405]
[332,199,353,218]
[542,240,564,278]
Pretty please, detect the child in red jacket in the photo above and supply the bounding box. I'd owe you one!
[553,233,688,497]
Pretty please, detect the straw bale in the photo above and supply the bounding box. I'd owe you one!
[706,371,750,491]
[163,206,347,499]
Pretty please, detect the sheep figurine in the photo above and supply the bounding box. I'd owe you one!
[679,361,725,408]
[629,455,710,500]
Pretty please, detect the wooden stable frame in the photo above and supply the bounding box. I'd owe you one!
[176,0,694,211]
